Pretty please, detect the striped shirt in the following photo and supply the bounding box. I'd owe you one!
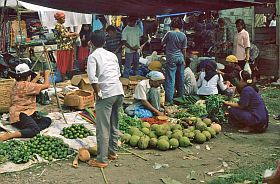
[105,32,122,53]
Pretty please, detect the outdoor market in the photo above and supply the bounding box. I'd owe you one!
[0,0,280,183]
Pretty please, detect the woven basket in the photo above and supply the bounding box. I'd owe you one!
[0,79,15,113]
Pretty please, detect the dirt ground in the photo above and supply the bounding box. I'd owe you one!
[0,120,279,184]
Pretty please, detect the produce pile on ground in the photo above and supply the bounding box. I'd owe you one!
[121,118,221,151]
[60,124,94,139]
[0,135,73,164]
[119,109,142,133]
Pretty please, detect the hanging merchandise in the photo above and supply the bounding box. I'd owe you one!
[92,14,103,31]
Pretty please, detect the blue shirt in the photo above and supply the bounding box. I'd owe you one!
[238,86,268,123]
[162,31,187,59]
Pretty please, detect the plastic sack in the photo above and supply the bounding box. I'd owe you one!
[244,61,252,75]
[134,108,153,118]
[75,37,81,47]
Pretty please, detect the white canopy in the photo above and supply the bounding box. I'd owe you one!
[0,0,92,30]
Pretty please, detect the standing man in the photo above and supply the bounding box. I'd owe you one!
[122,16,143,78]
[105,25,123,74]
[162,18,188,104]
[87,30,124,168]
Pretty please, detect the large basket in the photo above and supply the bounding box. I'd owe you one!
[0,79,15,113]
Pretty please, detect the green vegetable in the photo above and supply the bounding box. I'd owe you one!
[118,108,142,133]
[205,95,227,123]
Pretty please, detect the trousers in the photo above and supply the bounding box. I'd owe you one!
[95,95,124,163]
[123,52,139,78]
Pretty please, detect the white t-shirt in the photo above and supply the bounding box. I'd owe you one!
[233,29,250,61]
[134,79,151,100]
[122,25,143,53]
[87,48,124,99]
[197,72,227,95]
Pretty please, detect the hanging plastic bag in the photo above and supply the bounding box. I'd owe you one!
[244,61,252,75]
[74,37,81,47]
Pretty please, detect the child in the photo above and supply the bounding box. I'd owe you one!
[0,64,51,141]
[184,58,197,95]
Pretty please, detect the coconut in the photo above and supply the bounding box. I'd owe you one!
[78,148,91,162]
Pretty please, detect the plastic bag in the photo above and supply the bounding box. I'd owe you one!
[244,61,252,74]
[75,37,81,47]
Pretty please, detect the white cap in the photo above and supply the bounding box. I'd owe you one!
[15,63,31,74]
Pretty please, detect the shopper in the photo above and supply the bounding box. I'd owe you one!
[0,64,51,141]
[218,55,242,85]
[54,12,79,81]
[162,17,187,104]
[105,25,123,74]
[78,24,91,71]
[87,30,124,168]
[197,61,229,96]
[233,19,250,69]
[213,18,232,55]
[125,71,165,117]
[122,16,143,78]
[184,58,197,95]
[224,70,269,133]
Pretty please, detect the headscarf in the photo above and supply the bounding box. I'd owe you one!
[204,61,218,82]
[147,71,165,81]
[54,12,65,20]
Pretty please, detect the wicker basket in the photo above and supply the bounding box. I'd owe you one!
[0,79,15,113]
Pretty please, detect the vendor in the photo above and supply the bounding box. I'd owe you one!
[78,24,91,71]
[184,58,197,95]
[125,71,165,117]
[0,64,51,141]
[218,55,241,85]
[54,12,79,81]
[197,61,230,96]
[224,70,268,133]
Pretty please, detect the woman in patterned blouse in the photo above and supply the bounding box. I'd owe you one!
[54,12,79,81]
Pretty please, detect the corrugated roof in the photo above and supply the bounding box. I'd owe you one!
[21,0,263,15]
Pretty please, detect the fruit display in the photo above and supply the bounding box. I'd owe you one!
[0,135,73,164]
[26,135,73,161]
[120,118,222,151]
[61,124,94,139]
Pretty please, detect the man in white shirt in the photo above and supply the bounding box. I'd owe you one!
[87,30,124,168]
[122,16,143,78]
[125,71,165,117]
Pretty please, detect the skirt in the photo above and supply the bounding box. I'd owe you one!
[56,50,74,75]
[78,46,90,71]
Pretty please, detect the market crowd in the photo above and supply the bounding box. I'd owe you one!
[0,12,272,168]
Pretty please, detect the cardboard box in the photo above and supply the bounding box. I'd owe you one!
[71,74,93,91]
[64,90,94,110]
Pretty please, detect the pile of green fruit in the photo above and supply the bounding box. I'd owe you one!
[61,124,94,139]
[0,140,32,164]
[26,135,73,161]
[0,135,73,164]
[121,118,220,151]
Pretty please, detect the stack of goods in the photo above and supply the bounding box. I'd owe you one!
[60,124,95,139]
[120,117,221,151]
[0,135,73,164]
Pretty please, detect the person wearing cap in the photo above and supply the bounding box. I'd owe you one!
[224,70,268,133]
[87,30,124,168]
[218,55,242,85]
[0,64,51,141]
[184,58,197,95]
[54,12,79,81]
[197,61,230,96]
[122,16,143,78]
[125,71,165,117]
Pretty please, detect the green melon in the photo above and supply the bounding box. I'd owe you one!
[120,133,131,143]
[129,135,140,147]
[194,133,206,144]
[157,139,170,151]
[169,138,179,149]
[179,137,191,147]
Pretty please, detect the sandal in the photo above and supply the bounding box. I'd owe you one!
[108,154,118,161]
[274,115,280,120]
[87,159,108,168]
